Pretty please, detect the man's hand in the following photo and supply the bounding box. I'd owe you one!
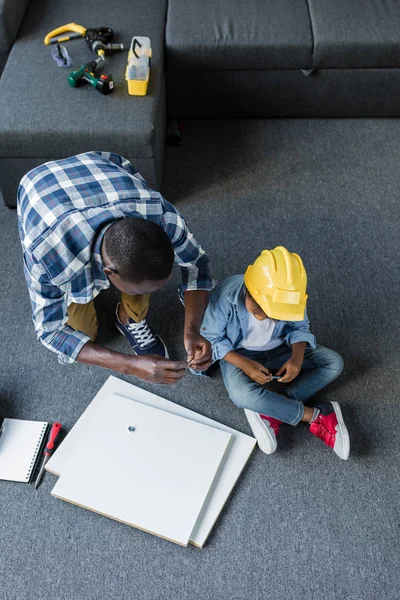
[127,355,188,384]
[77,343,187,384]
[242,359,272,385]
[276,356,302,383]
[184,332,212,371]
[183,290,212,371]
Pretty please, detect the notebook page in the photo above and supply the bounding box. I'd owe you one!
[0,419,48,482]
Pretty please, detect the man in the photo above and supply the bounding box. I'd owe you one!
[17,151,213,384]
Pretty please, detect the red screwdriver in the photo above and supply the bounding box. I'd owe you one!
[34,422,62,489]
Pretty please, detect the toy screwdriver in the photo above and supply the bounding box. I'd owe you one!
[35,422,62,489]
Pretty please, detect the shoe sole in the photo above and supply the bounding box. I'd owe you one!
[244,409,277,454]
[115,323,169,359]
[331,401,350,460]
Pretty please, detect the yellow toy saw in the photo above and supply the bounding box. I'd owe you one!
[44,23,123,57]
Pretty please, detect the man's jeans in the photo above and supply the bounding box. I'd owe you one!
[67,291,151,342]
[219,345,344,425]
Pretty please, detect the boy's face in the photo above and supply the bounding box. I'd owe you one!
[245,291,268,320]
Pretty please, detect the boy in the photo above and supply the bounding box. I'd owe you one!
[199,246,350,459]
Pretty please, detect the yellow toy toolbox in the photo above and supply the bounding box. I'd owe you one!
[125,36,152,96]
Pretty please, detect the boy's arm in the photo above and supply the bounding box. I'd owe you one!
[291,341,307,363]
[198,292,235,362]
[223,351,273,385]
[277,311,315,383]
[283,311,316,349]
[224,341,308,385]
[276,341,307,382]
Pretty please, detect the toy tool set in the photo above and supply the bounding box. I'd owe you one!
[44,23,152,96]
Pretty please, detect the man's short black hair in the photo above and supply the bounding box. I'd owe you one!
[103,217,174,283]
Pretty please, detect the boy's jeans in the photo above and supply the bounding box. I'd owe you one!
[219,345,344,425]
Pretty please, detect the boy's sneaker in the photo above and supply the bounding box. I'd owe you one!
[244,409,281,454]
[115,303,169,358]
[309,401,350,460]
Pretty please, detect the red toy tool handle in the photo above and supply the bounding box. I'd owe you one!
[44,422,62,456]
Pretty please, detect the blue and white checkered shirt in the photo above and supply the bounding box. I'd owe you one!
[17,152,212,364]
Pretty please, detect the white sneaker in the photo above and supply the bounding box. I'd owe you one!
[244,409,278,454]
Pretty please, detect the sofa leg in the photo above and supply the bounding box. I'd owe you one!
[165,119,182,146]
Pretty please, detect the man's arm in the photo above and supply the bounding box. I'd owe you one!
[76,343,187,384]
[23,254,187,383]
[161,199,214,369]
[183,290,211,369]
[23,254,90,364]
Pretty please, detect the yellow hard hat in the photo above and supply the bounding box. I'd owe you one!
[244,246,308,321]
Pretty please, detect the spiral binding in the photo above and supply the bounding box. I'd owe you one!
[26,423,48,481]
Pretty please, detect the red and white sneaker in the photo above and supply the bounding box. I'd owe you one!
[310,401,350,460]
[244,409,281,454]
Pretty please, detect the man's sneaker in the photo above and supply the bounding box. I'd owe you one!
[309,401,350,460]
[115,303,169,358]
[244,409,281,454]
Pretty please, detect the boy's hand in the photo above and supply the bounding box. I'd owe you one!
[242,359,272,385]
[276,357,302,383]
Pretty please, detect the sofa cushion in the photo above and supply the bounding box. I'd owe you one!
[166,0,313,70]
[0,0,167,160]
[308,0,400,68]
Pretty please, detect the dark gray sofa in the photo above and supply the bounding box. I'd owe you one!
[1,0,400,208]
[166,0,400,117]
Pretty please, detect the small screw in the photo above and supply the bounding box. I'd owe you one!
[128,426,136,432]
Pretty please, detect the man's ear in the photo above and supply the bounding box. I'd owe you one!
[103,265,119,278]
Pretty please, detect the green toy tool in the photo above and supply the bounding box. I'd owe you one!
[68,56,114,94]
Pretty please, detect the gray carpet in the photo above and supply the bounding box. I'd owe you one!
[0,119,399,600]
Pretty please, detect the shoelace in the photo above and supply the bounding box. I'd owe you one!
[126,319,156,348]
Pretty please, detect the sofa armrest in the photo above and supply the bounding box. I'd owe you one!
[0,0,30,59]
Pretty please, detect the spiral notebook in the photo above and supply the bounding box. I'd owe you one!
[0,419,48,483]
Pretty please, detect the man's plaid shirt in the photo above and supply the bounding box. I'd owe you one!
[17,152,212,364]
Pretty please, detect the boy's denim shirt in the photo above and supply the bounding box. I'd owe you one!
[201,274,317,363]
